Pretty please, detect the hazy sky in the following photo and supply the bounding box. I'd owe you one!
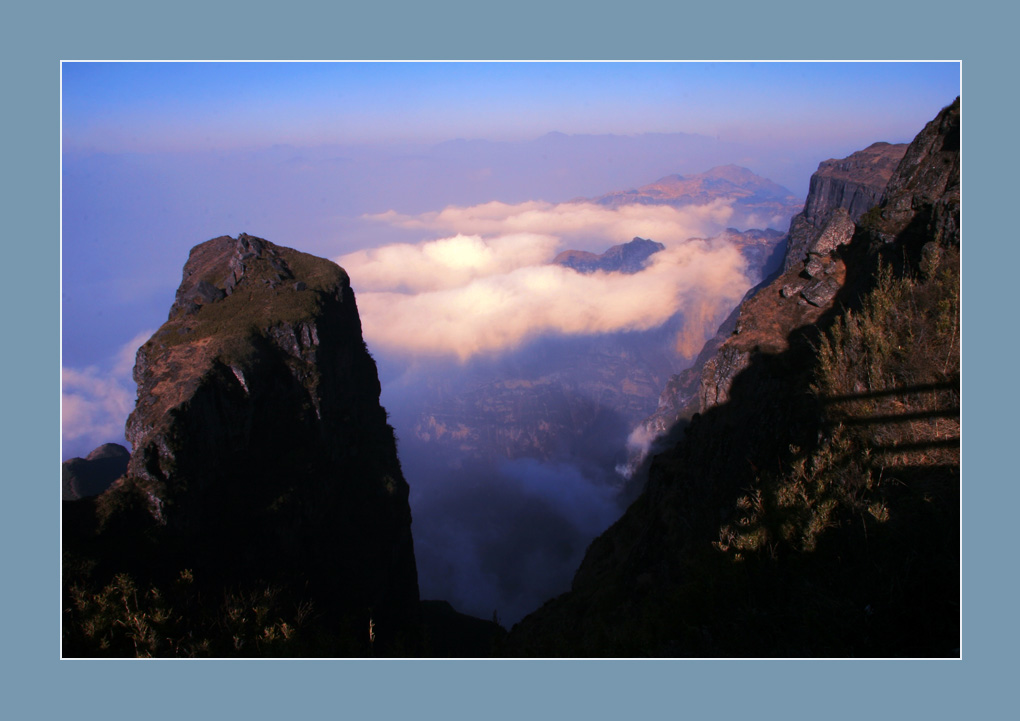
[63,61,958,151]
[61,61,960,460]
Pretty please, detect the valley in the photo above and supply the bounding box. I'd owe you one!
[60,62,960,657]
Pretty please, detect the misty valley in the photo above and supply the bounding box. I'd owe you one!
[61,72,960,657]
[379,225,789,625]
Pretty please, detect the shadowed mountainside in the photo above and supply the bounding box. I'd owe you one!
[503,98,960,657]
[61,443,130,501]
[63,234,425,656]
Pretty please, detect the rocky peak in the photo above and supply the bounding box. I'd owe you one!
[168,233,300,319]
[784,141,908,271]
[552,237,665,274]
[863,97,960,249]
[75,234,420,652]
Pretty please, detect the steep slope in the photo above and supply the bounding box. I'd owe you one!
[63,234,420,656]
[784,141,908,270]
[618,140,910,481]
[504,99,960,657]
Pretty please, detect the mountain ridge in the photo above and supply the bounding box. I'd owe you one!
[616,138,914,482]
[503,98,960,657]
[589,164,803,231]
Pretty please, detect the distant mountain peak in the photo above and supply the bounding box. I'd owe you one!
[588,166,802,232]
[552,236,665,274]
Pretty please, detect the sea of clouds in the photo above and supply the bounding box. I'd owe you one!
[339,199,753,362]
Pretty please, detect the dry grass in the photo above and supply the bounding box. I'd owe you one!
[717,244,959,561]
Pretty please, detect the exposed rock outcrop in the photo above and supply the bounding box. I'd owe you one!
[618,140,909,483]
[804,142,909,222]
[855,99,960,253]
[64,234,420,655]
[784,141,908,271]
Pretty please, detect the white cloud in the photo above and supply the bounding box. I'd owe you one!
[337,232,560,293]
[61,366,134,447]
[62,330,153,456]
[340,200,751,361]
[363,199,735,248]
[113,329,155,376]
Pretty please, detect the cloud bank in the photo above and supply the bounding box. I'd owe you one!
[365,198,736,243]
[339,200,753,361]
[62,329,151,459]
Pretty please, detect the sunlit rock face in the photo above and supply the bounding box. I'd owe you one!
[857,100,960,252]
[617,140,911,482]
[784,142,909,271]
[90,234,420,648]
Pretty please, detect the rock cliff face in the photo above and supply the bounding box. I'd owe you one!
[803,142,908,222]
[505,99,960,657]
[65,234,420,654]
[855,104,960,253]
[784,142,908,271]
[618,141,909,482]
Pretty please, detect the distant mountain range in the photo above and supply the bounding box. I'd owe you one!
[586,164,804,231]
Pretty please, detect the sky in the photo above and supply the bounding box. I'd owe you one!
[62,62,959,435]
[62,62,958,152]
[61,61,960,621]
